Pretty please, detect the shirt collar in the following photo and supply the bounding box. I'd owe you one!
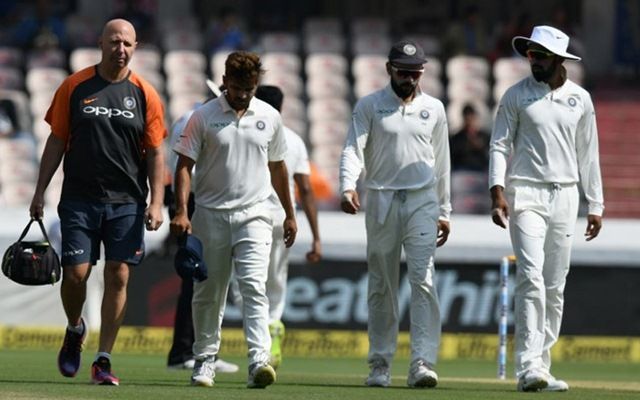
[528,75,569,96]
[384,84,424,105]
[219,92,257,116]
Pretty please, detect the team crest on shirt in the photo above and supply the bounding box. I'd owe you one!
[123,96,136,110]
[256,120,266,130]
[420,109,430,119]
[567,97,577,107]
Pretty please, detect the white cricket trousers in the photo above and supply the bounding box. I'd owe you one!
[506,181,579,378]
[191,202,273,366]
[365,188,441,367]
[266,207,289,323]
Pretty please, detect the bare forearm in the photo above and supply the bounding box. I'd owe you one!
[300,192,320,241]
[174,156,194,216]
[34,134,65,196]
[146,146,165,207]
[270,161,295,218]
[295,175,320,241]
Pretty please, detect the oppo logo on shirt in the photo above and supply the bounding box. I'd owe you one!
[82,105,135,119]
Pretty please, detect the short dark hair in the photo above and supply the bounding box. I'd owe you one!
[255,85,284,111]
[225,51,265,82]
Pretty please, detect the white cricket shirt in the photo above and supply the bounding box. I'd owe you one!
[489,75,604,215]
[167,108,196,190]
[173,94,287,210]
[266,126,310,211]
[340,84,452,223]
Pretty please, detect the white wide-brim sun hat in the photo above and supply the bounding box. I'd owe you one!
[512,25,581,61]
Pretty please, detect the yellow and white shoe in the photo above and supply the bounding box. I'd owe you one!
[269,320,285,369]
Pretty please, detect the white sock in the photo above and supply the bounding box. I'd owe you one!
[95,352,111,362]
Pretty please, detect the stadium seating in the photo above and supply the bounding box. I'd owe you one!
[0,67,24,90]
[260,32,300,53]
[305,54,348,77]
[0,47,24,68]
[69,48,101,72]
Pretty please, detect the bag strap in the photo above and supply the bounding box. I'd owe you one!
[17,218,52,243]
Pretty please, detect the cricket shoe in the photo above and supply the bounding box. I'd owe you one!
[247,362,276,388]
[542,376,569,392]
[269,320,285,369]
[57,317,87,378]
[91,357,120,386]
[517,369,549,392]
[365,359,390,387]
[167,359,195,370]
[214,356,239,373]
[407,359,438,388]
[191,356,215,387]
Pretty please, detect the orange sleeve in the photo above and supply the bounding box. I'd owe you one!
[139,78,167,148]
[44,79,72,142]
[44,67,95,143]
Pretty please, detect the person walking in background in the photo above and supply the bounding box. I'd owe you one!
[170,51,296,389]
[450,103,490,172]
[489,25,604,392]
[339,40,451,389]
[164,85,238,374]
[29,19,166,386]
[254,85,321,369]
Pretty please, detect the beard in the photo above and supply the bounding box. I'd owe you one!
[531,62,557,82]
[390,79,417,99]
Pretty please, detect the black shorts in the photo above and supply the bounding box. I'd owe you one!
[57,200,146,266]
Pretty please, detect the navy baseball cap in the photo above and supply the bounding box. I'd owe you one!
[175,234,208,282]
[388,40,427,66]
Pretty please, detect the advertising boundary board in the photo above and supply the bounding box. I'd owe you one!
[2,326,639,363]
[124,256,640,336]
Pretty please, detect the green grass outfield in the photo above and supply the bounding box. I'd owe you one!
[1,350,639,400]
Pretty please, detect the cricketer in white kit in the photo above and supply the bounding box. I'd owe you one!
[340,39,451,389]
[253,85,321,369]
[489,25,604,392]
[171,51,297,389]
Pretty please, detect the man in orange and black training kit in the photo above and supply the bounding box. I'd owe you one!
[29,19,167,386]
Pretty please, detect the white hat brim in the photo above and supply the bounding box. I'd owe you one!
[512,36,581,61]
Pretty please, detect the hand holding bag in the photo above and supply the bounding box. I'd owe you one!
[2,218,61,285]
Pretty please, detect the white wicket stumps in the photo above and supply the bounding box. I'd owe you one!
[497,255,515,380]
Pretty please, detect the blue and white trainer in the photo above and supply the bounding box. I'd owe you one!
[57,317,87,378]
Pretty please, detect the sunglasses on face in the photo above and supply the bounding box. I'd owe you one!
[526,49,555,61]
[390,65,424,79]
